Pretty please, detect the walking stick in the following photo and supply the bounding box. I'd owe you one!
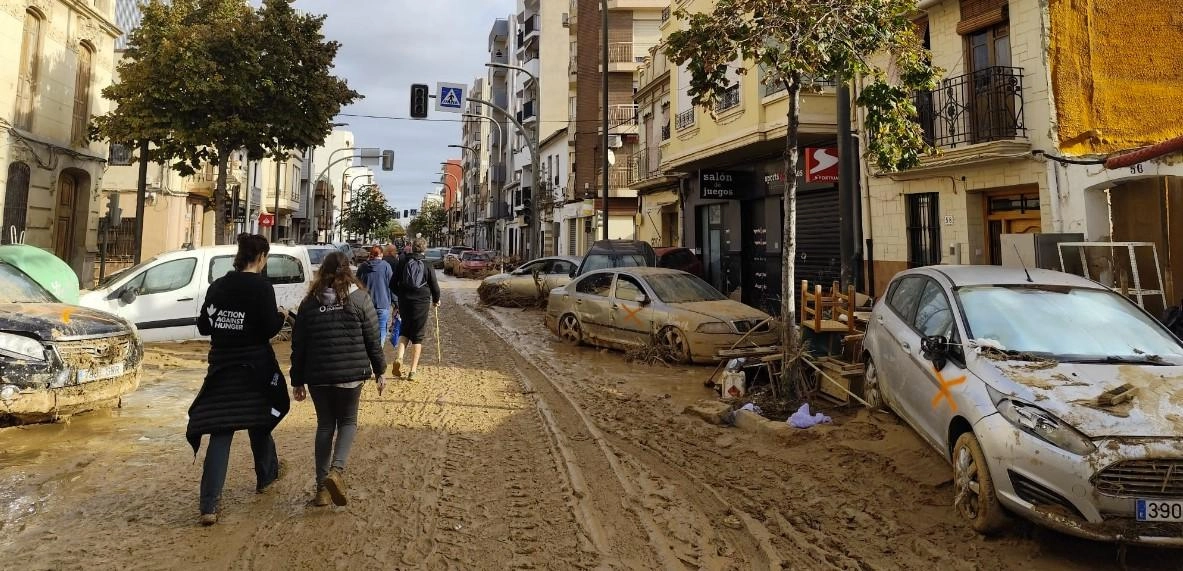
[434,305,442,364]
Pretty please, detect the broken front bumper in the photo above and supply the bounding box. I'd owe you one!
[0,369,142,424]
[976,414,1183,547]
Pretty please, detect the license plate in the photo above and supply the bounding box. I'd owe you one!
[1136,499,1183,522]
[77,363,125,383]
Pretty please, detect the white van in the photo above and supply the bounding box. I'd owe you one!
[80,245,313,342]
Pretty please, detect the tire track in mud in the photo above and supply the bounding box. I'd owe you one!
[460,292,789,570]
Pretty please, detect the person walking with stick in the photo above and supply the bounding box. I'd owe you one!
[289,251,385,507]
[390,238,440,381]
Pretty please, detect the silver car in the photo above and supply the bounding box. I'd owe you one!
[480,256,580,304]
[864,265,1183,545]
[545,267,778,363]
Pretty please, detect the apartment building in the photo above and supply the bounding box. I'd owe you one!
[564,0,664,256]
[649,0,840,314]
[256,150,304,242]
[486,18,513,253]
[458,78,491,248]
[631,39,679,248]
[860,0,1182,310]
[2,0,122,284]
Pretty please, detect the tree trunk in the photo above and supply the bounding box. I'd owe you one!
[780,77,802,393]
[133,140,150,263]
[215,148,230,245]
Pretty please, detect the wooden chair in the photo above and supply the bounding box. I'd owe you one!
[799,280,856,334]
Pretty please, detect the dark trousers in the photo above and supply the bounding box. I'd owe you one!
[309,385,363,484]
[199,428,279,514]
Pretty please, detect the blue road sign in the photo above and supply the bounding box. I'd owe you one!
[436,82,466,113]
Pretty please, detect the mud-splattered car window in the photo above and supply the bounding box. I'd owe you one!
[958,286,1183,361]
[647,274,725,304]
[581,254,647,273]
[575,273,613,297]
[0,262,56,303]
[913,281,954,337]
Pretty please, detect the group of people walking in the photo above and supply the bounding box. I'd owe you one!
[187,234,441,525]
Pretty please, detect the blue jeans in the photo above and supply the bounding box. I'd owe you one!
[375,307,390,348]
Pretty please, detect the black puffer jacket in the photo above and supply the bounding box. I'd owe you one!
[186,344,289,454]
[289,286,385,387]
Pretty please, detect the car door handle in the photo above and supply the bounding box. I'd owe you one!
[611,304,620,309]
[900,341,911,351]
[177,297,194,302]
[876,315,884,324]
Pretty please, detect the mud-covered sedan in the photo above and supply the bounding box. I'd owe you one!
[0,258,143,425]
[864,265,1183,546]
[545,267,777,363]
[479,256,579,304]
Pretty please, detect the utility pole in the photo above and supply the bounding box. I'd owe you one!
[601,0,610,240]
[133,140,149,263]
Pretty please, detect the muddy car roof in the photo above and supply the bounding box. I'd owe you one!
[908,265,1102,288]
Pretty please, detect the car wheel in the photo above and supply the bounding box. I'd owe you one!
[558,314,582,345]
[952,432,1009,534]
[860,357,887,411]
[658,327,692,363]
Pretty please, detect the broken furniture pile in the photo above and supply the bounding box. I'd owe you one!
[708,280,872,406]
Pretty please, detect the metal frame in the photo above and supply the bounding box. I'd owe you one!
[1057,241,1166,308]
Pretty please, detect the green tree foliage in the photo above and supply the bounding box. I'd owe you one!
[665,0,938,392]
[407,201,446,244]
[340,187,396,242]
[93,0,361,245]
[384,219,406,241]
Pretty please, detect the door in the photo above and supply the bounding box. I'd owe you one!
[893,279,961,450]
[698,204,725,291]
[610,274,661,346]
[547,258,577,291]
[572,272,616,345]
[873,275,926,420]
[116,256,201,341]
[984,190,1041,264]
[54,173,78,260]
[967,23,1015,143]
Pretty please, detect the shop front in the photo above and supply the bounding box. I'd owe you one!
[683,155,840,315]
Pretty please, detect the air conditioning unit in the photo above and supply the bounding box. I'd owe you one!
[608,135,623,149]
[561,13,569,27]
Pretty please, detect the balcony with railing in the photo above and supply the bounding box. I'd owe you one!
[715,84,741,113]
[915,66,1027,149]
[517,14,541,50]
[661,120,671,141]
[598,165,636,192]
[608,104,639,133]
[607,43,651,72]
[628,148,664,185]
[675,108,695,131]
[517,100,537,124]
[760,75,838,99]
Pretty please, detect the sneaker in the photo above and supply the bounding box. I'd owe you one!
[199,512,218,526]
[391,361,402,378]
[323,468,347,507]
[311,484,331,507]
[406,371,416,382]
[257,460,286,494]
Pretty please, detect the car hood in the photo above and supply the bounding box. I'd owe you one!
[987,361,1183,438]
[482,273,512,284]
[0,303,132,341]
[672,300,768,323]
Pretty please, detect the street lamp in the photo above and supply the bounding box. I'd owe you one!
[601,0,609,240]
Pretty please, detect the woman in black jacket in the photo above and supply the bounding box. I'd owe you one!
[290,251,385,507]
[189,234,289,526]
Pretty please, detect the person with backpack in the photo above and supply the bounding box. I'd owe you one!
[391,238,441,381]
[355,247,394,347]
[290,251,386,507]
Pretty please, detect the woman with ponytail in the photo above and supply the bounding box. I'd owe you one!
[189,233,290,526]
[289,251,385,508]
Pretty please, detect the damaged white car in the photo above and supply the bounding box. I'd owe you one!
[864,265,1183,546]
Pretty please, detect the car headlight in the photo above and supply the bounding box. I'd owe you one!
[989,387,1096,455]
[696,321,733,334]
[0,332,47,362]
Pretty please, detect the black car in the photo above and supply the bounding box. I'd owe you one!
[572,240,657,277]
[0,261,143,426]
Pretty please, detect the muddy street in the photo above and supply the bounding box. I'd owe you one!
[0,276,1179,570]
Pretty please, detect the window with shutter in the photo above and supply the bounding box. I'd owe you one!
[15,10,43,130]
[3,163,31,243]
[72,44,94,145]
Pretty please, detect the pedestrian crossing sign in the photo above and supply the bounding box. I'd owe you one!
[436,82,466,113]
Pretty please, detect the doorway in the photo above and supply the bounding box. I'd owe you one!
[966,22,1017,143]
[54,171,92,266]
[984,188,1041,265]
[697,203,726,291]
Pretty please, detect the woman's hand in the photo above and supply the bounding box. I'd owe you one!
[293,386,306,402]
[375,375,387,396]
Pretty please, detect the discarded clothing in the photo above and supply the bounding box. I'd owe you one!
[739,403,762,415]
[788,403,832,429]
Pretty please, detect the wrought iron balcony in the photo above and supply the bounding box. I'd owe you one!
[628,148,663,184]
[715,84,741,112]
[675,108,695,130]
[608,104,638,128]
[915,66,1026,149]
[661,123,671,141]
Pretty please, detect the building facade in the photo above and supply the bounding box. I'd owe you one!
[2,0,122,285]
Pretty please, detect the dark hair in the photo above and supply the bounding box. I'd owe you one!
[306,251,366,305]
[234,233,270,271]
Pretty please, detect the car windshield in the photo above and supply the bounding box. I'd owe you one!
[647,273,726,304]
[306,248,332,265]
[957,285,1183,363]
[581,254,648,273]
[463,253,490,261]
[426,250,445,259]
[0,263,57,303]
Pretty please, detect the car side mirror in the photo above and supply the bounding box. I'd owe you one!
[119,288,138,305]
[635,293,651,305]
[569,268,577,278]
[921,335,949,369]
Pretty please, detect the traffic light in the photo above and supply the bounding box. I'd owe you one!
[381,150,394,171]
[521,197,533,226]
[410,84,429,119]
[105,193,121,226]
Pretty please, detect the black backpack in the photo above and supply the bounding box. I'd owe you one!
[399,257,427,291]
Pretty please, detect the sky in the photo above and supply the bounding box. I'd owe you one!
[294,0,512,214]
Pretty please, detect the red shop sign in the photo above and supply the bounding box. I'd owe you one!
[805,147,839,183]
[258,213,276,227]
